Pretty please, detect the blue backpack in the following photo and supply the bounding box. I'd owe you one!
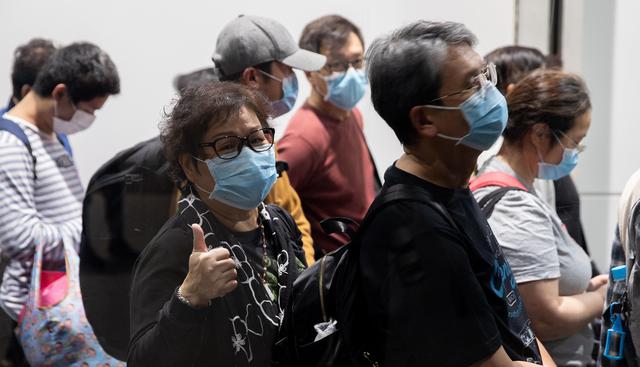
[0,115,73,179]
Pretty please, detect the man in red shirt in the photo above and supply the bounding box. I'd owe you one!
[278,15,378,258]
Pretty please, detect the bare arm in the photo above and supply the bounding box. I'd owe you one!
[517,276,606,341]
[470,347,544,367]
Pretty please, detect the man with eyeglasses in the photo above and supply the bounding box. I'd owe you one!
[214,14,326,265]
[277,15,378,258]
[358,21,556,366]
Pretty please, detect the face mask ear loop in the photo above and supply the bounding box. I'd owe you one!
[190,155,215,196]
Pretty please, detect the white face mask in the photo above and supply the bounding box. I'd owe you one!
[53,100,96,135]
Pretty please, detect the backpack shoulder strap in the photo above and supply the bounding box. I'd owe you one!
[470,171,528,218]
[0,117,36,179]
[56,133,73,156]
[469,171,528,191]
[362,183,458,233]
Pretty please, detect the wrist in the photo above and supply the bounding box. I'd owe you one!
[177,284,208,308]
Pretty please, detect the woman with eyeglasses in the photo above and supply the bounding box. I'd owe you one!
[471,69,606,367]
[128,82,306,367]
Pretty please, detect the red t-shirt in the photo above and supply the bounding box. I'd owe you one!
[277,104,377,255]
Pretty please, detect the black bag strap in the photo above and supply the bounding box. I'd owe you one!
[477,186,526,218]
[321,183,459,243]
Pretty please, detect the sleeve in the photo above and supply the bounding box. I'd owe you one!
[127,228,209,367]
[264,170,315,265]
[276,133,322,193]
[0,135,80,263]
[362,202,501,367]
[488,191,560,284]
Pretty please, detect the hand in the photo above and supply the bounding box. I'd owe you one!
[179,223,238,307]
[587,274,608,292]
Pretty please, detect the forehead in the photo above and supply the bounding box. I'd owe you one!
[438,45,484,93]
[203,105,263,140]
[321,32,364,60]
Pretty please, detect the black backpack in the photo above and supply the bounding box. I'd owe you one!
[275,183,458,367]
[79,136,177,360]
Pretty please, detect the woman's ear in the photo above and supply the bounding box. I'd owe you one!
[529,122,550,152]
[179,153,199,184]
[506,83,515,96]
[409,106,438,138]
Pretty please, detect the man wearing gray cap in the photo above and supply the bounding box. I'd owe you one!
[214,15,326,265]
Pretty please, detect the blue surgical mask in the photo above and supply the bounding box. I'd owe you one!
[323,67,368,110]
[259,70,299,118]
[192,146,278,210]
[422,81,508,151]
[537,146,579,180]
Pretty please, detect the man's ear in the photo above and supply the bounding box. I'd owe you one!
[409,106,438,138]
[241,68,260,89]
[51,83,67,101]
[20,85,31,99]
[506,83,515,96]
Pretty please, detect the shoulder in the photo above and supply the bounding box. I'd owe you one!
[474,186,552,219]
[281,108,329,148]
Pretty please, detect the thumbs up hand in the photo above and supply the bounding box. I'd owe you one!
[178,223,238,308]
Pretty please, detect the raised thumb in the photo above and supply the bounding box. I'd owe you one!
[191,223,207,253]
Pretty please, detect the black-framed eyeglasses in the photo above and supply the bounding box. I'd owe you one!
[324,58,366,74]
[428,63,498,104]
[198,127,275,160]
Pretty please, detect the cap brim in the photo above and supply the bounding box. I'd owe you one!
[280,49,326,72]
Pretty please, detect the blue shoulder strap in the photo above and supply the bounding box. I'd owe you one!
[0,117,37,179]
[56,133,73,156]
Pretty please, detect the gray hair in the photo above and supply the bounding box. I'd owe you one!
[366,20,477,145]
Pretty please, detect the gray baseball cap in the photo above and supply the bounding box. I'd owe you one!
[212,15,326,77]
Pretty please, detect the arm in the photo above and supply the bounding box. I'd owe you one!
[0,138,80,262]
[537,338,557,367]
[264,170,315,265]
[517,276,606,341]
[128,225,237,366]
[471,347,547,367]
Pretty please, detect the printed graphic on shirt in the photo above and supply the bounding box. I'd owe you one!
[179,195,290,363]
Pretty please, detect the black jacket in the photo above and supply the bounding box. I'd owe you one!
[128,193,306,367]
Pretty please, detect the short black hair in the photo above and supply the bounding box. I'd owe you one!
[217,61,272,83]
[161,81,271,183]
[173,67,219,95]
[32,42,120,103]
[299,15,364,55]
[11,38,57,101]
[366,21,477,145]
[484,46,546,95]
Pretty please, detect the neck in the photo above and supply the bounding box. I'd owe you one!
[307,88,351,121]
[7,92,54,135]
[497,142,537,185]
[194,187,259,232]
[397,146,477,189]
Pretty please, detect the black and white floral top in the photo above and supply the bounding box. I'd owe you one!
[128,192,306,367]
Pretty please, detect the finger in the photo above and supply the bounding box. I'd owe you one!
[220,280,238,295]
[210,247,231,260]
[191,224,207,253]
[220,267,238,280]
[215,258,237,272]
